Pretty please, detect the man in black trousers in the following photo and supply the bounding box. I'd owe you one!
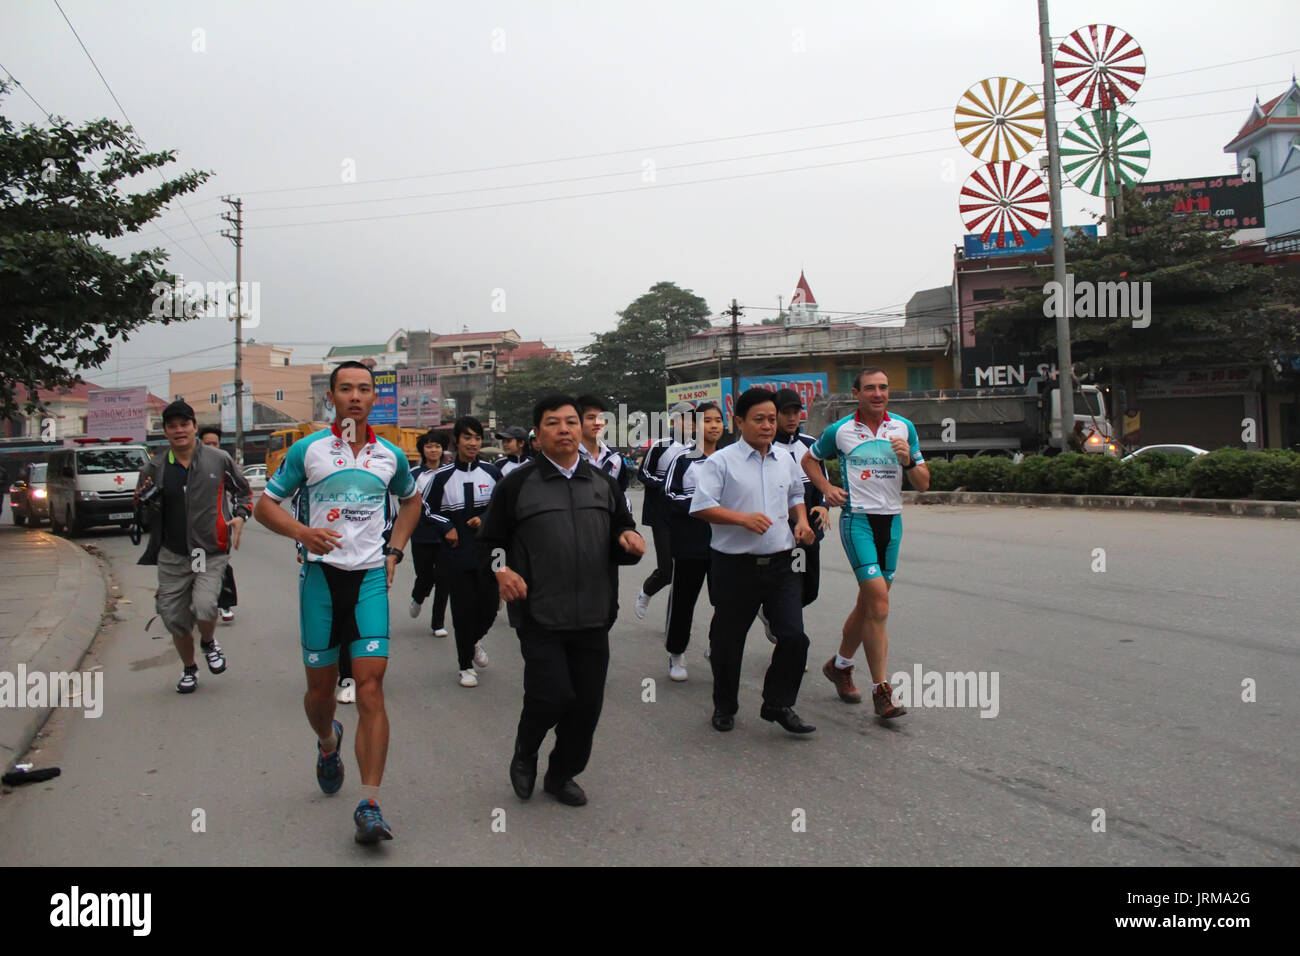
[478,393,646,807]
[690,388,817,735]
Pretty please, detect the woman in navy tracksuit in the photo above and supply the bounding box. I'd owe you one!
[420,417,502,686]
[660,402,725,681]
[409,430,450,636]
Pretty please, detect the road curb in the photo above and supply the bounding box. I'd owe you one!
[0,533,109,771]
[904,490,1300,518]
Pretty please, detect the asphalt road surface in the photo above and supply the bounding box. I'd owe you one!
[1,493,1296,866]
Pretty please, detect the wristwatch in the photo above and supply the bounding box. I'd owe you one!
[383,546,404,563]
[903,460,919,470]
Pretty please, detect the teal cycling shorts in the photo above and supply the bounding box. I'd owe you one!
[839,512,902,584]
[298,562,390,667]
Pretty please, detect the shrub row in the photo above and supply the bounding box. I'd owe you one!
[921,448,1300,501]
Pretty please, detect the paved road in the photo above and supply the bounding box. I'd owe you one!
[1,495,1296,865]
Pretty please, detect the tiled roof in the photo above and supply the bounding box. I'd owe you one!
[1224,81,1300,150]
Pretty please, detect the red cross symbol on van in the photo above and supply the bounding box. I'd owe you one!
[114,475,125,485]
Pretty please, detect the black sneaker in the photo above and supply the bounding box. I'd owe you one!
[200,639,227,674]
[176,665,198,694]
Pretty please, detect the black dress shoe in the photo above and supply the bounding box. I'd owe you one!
[711,709,735,732]
[542,777,588,806]
[759,704,817,734]
[510,752,537,799]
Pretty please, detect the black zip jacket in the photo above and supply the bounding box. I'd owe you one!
[478,454,640,632]
[663,449,713,560]
[774,429,827,544]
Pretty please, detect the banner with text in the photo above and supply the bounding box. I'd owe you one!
[88,386,148,441]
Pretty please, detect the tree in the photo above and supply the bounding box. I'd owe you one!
[491,356,584,431]
[979,194,1300,382]
[0,83,211,418]
[579,281,712,412]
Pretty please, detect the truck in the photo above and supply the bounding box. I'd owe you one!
[807,378,1117,460]
[265,422,427,477]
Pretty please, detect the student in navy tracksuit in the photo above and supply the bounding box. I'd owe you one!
[772,388,829,609]
[408,430,451,637]
[420,417,503,687]
[661,402,725,682]
[634,401,695,620]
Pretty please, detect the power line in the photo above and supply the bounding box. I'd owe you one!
[52,0,226,275]
[171,49,1300,203]
[0,60,53,117]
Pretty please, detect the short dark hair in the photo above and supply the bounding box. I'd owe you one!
[575,393,607,415]
[853,367,888,389]
[695,401,722,418]
[197,425,222,441]
[735,387,777,421]
[452,416,484,440]
[329,360,375,392]
[533,393,580,428]
[416,430,444,457]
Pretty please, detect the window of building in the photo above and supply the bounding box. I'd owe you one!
[907,366,934,391]
[972,288,1005,302]
[283,357,289,366]
[275,388,284,402]
[209,392,218,405]
[1286,95,1298,118]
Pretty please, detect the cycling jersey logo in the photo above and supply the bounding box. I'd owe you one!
[365,640,380,652]
[363,458,374,468]
[334,458,347,467]
[867,565,879,575]
[326,508,341,522]
[307,652,320,664]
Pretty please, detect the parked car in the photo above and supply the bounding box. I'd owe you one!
[47,439,150,535]
[1121,444,1210,462]
[242,463,267,494]
[8,462,50,526]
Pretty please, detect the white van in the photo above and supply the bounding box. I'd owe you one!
[47,439,150,535]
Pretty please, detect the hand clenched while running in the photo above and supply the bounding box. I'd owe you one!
[495,567,527,602]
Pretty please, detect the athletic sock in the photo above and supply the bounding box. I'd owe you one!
[872,682,884,694]
[319,728,338,754]
[834,654,854,669]
[360,785,380,803]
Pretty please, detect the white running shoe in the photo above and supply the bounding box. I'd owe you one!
[219,607,234,623]
[634,591,650,621]
[668,654,687,682]
[758,607,776,644]
[458,668,478,688]
[433,627,449,638]
[408,598,422,619]
[473,641,489,668]
[336,678,356,704]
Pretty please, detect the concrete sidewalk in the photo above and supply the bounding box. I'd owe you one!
[0,526,108,771]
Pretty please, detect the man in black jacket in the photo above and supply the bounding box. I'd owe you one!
[478,393,646,807]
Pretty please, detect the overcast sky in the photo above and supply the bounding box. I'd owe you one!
[4,0,1297,397]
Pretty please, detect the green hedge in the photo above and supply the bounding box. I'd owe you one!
[923,449,1300,501]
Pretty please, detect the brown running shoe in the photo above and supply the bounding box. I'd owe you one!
[822,658,862,703]
[872,681,908,719]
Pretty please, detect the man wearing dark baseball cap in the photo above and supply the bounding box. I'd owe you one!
[771,388,830,638]
[495,425,532,477]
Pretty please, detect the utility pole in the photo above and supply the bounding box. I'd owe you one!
[1038,0,1075,442]
[219,196,245,464]
[723,298,743,433]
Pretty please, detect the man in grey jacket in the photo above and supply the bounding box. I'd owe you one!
[478,393,645,807]
[135,401,252,694]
